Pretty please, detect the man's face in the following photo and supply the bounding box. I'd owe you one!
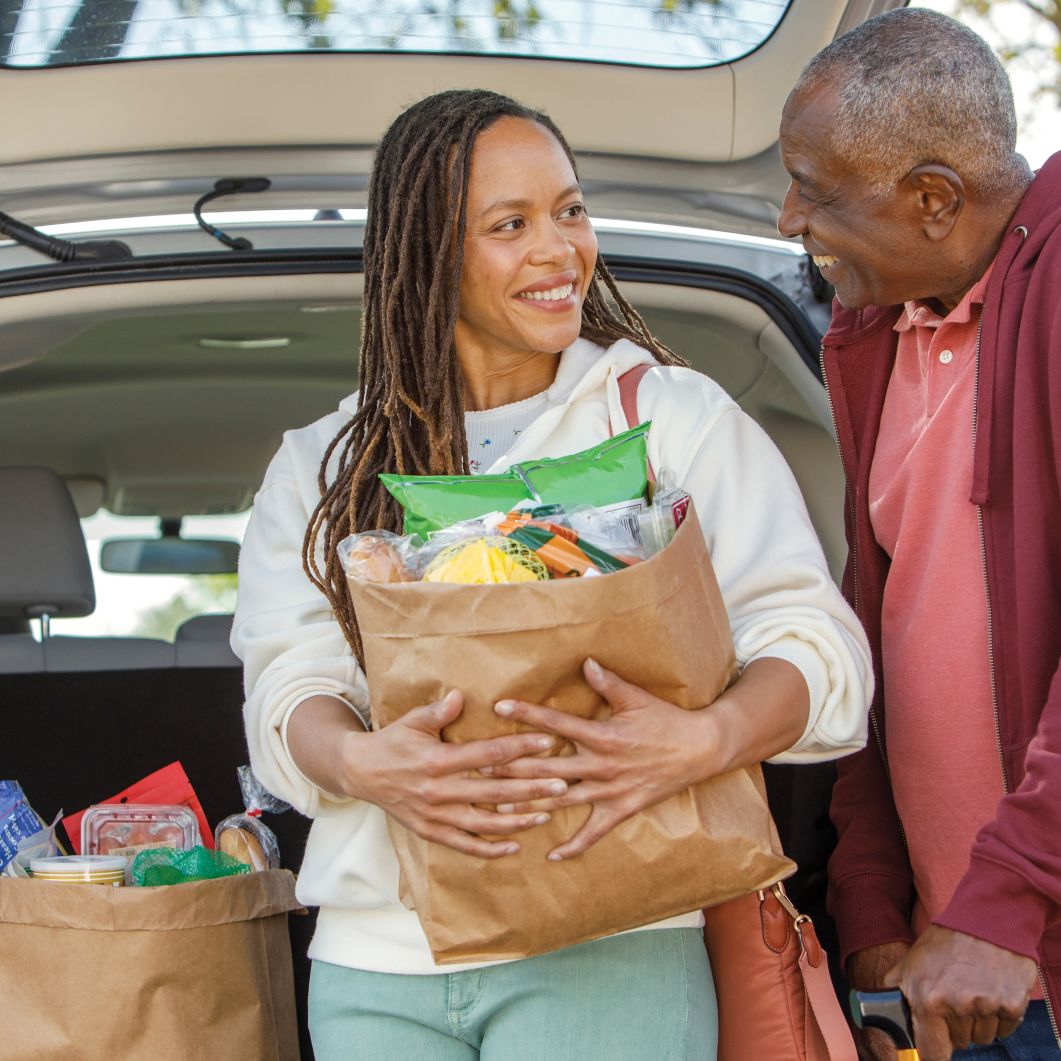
[778,85,941,310]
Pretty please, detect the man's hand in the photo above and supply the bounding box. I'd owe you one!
[883,926,1037,1061]
[847,942,913,1061]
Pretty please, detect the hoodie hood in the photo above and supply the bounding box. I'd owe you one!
[336,336,655,475]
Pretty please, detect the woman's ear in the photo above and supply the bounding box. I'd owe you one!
[904,163,965,242]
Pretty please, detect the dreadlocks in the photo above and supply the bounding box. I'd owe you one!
[303,89,686,659]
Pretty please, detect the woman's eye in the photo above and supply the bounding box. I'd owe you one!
[495,217,525,232]
[560,203,586,220]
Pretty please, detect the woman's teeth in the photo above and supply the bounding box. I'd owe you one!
[518,283,574,302]
[812,255,838,269]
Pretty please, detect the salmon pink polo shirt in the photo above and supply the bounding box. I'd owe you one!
[868,260,1007,940]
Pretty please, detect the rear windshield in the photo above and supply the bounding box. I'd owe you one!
[2,0,792,70]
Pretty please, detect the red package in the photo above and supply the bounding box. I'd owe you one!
[62,762,213,854]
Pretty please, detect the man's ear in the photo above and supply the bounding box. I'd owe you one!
[904,164,965,242]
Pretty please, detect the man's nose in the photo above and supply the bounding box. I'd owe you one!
[777,186,807,240]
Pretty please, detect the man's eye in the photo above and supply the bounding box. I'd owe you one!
[560,203,586,220]
[495,218,524,232]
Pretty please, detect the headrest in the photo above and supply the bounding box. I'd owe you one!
[175,614,234,642]
[0,467,95,619]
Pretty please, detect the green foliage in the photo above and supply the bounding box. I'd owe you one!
[951,0,1061,103]
[130,574,238,642]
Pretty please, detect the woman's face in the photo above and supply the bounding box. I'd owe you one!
[454,117,598,366]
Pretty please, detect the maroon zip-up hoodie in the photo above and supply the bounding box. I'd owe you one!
[822,152,1061,1030]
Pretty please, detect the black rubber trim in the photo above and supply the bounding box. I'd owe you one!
[0,249,364,296]
[605,255,823,381]
[0,248,822,381]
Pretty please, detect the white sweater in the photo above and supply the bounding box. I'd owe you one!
[232,337,873,974]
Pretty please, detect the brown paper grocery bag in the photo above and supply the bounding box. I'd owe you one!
[0,869,303,1061]
[348,506,795,963]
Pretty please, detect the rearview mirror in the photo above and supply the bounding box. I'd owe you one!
[100,537,239,575]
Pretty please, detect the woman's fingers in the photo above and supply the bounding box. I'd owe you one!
[546,803,631,861]
[494,699,604,742]
[438,731,560,773]
[496,780,610,814]
[429,804,552,836]
[416,823,522,859]
[482,752,604,781]
[438,775,569,805]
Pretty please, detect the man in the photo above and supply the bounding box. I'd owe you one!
[777,10,1061,1061]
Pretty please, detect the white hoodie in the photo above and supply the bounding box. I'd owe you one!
[232,338,872,975]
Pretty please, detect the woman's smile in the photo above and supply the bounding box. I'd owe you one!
[514,271,579,312]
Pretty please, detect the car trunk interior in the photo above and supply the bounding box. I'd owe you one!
[0,271,845,574]
[1,269,845,1057]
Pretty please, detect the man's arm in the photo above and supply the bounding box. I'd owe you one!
[828,737,917,963]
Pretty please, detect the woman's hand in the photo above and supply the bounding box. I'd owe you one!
[341,690,571,859]
[484,656,809,860]
[484,659,724,860]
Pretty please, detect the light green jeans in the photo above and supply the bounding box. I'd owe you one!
[309,928,717,1060]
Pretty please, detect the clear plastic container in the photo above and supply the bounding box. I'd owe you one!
[81,804,201,858]
[30,854,127,885]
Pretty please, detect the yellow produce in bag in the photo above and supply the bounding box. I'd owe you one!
[423,537,548,584]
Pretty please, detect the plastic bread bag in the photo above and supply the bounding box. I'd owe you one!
[214,766,286,871]
[380,422,651,541]
[337,529,419,583]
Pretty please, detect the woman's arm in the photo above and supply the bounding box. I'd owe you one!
[234,443,570,848]
[286,691,574,858]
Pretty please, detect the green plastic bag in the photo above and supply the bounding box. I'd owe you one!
[131,846,251,887]
[381,422,652,541]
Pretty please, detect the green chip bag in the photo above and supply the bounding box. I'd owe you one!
[381,422,652,541]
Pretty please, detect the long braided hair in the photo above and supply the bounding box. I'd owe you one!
[303,89,686,659]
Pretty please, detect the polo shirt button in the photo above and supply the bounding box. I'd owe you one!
[939,349,954,364]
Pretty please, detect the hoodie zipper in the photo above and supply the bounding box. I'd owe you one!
[971,313,1061,1046]
[819,341,889,772]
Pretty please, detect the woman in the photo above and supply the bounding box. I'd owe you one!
[233,89,872,1060]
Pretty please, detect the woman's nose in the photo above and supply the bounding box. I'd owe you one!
[530,221,574,264]
[777,185,807,240]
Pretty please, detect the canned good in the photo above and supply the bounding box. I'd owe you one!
[29,855,128,886]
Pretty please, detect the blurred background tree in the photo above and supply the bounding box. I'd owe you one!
[0,0,733,64]
[952,0,1060,103]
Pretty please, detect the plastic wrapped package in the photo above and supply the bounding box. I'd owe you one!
[380,423,651,540]
[214,766,285,872]
[130,846,250,886]
[337,530,417,584]
[0,781,46,874]
[81,804,200,858]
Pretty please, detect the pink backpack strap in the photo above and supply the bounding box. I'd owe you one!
[614,364,655,483]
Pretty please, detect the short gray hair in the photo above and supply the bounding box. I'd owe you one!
[793,9,1023,197]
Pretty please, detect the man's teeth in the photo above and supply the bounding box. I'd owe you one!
[812,255,838,269]
[518,283,574,302]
